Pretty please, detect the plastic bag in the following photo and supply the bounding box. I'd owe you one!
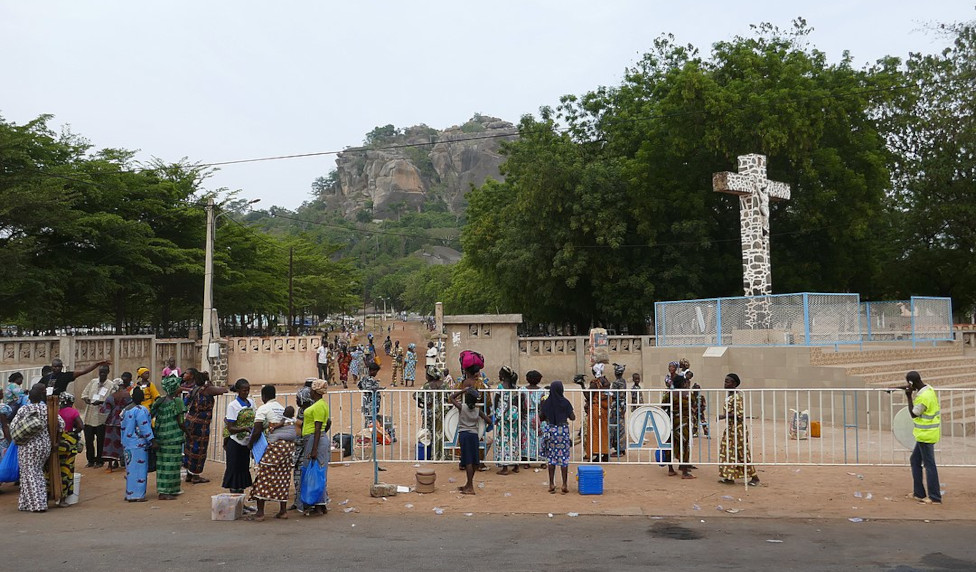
[788,409,809,440]
[251,433,268,464]
[299,461,326,507]
[0,442,20,482]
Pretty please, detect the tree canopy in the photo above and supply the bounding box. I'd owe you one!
[0,115,360,335]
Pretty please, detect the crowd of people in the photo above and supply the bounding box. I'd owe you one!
[0,344,767,515]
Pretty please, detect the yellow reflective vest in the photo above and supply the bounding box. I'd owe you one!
[912,385,940,444]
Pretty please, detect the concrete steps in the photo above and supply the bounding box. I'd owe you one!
[810,344,963,366]
[812,343,976,435]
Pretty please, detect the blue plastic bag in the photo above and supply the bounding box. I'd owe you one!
[299,461,326,507]
[251,433,268,464]
[0,442,20,483]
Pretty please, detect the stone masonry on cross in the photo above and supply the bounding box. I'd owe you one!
[713,154,790,328]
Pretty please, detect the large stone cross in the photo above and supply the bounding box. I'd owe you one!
[713,154,790,328]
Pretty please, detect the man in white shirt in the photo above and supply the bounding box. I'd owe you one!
[425,341,438,368]
[316,342,329,380]
[81,365,117,468]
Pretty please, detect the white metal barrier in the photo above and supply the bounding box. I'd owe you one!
[205,387,976,468]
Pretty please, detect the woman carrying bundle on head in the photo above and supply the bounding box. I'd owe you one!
[584,363,610,463]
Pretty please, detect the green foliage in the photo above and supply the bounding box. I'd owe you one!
[454,20,900,330]
[878,21,976,311]
[364,124,402,148]
[0,115,360,333]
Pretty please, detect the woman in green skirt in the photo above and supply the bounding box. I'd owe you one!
[151,375,187,500]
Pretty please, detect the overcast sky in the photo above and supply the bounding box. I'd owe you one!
[2,1,973,210]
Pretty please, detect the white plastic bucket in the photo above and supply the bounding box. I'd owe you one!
[66,473,82,505]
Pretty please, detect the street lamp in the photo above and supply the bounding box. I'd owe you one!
[201,197,260,377]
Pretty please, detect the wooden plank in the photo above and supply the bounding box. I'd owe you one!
[46,394,62,501]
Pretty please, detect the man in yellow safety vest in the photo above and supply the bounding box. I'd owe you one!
[905,370,941,504]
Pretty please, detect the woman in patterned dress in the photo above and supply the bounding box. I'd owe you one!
[338,347,351,389]
[55,392,84,507]
[248,385,295,521]
[101,373,132,472]
[404,343,418,387]
[667,375,695,479]
[718,373,759,486]
[493,366,522,475]
[182,369,226,484]
[292,386,314,511]
[520,370,546,467]
[390,342,404,387]
[415,366,447,460]
[151,376,186,500]
[14,384,62,512]
[540,381,575,494]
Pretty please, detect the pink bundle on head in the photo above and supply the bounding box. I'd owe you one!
[459,350,485,370]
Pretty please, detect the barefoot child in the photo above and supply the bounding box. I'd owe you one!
[540,381,576,494]
[450,387,490,495]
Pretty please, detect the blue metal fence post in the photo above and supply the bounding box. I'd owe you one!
[865,302,872,342]
[716,298,723,346]
[910,297,917,349]
[802,293,811,346]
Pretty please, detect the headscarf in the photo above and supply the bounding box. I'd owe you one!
[668,361,679,369]
[59,392,75,407]
[407,343,416,351]
[136,367,150,377]
[613,363,626,377]
[425,366,442,380]
[726,373,741,388]
[311,379,328,394]
[161,375,181,396]
[295,387,314,408]
[540,381,573,426]
[592,363,605,378]
[499,365,518,386]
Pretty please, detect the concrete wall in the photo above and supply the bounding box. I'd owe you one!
[225,335,323,386]
[0,335,198,397]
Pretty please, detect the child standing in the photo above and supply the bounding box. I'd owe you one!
[450,387,490,495]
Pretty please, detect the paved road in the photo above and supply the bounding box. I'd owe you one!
[8,514,975,571]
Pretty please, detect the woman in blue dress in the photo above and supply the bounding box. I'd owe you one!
[404,343,418,387]
[120,387,154,502]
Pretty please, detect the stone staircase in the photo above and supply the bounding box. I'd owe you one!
[811,345,976,435]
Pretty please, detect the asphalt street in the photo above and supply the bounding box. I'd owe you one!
[6,514,975,571]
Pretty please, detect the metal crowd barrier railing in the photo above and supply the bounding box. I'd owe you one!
[205,386,976,468]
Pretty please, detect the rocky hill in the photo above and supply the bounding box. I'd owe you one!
[321,115,517,220]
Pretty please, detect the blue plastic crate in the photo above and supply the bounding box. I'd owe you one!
[578,465,604,495]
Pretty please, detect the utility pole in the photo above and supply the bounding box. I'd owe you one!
[288,246,295,336]
[201,197,216,376]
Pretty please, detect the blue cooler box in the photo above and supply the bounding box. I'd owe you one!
[578,465,604,495]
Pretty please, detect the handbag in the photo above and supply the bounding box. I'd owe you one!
[299,461,326,507]
[11,409,45,445]
[0,443,20,482]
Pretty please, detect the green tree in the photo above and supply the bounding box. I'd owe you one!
[880,20,976,313]
[457,21,895,331]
